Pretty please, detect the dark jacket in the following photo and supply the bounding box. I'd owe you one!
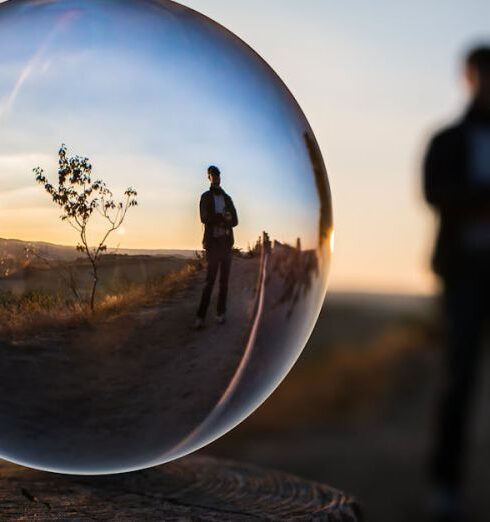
[200,187,238,250]
[423,104,490,278]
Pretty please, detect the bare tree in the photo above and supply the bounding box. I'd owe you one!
[34,145,138,310]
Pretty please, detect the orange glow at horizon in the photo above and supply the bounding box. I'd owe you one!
[0,206,313,253]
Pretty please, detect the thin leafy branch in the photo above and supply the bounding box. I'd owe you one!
[33,145,138,310]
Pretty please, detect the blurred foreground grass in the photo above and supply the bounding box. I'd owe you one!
[212,292,439,436]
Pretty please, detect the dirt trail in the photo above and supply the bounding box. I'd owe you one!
[0,257,260,473]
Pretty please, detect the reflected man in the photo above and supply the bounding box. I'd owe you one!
[423,46,490,518]
[195,166,238,328]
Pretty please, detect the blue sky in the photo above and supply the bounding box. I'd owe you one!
[0,0,323,254]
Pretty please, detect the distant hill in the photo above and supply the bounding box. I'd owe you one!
[0,238,196,261]
[111,248,196,258]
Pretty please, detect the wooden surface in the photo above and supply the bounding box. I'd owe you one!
[0,455,362,521]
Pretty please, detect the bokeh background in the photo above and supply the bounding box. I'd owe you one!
[173,1,490,520]
[1,0,489,518]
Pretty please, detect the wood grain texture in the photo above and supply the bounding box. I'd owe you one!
[0,455,362,521]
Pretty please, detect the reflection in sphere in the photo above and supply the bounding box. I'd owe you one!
[0,0,333,474]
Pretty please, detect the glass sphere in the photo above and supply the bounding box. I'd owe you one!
[0,0,333,474]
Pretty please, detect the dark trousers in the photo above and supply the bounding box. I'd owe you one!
[197,246,232,319]
[431,272,490,488]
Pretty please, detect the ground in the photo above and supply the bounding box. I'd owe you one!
[0,255,260,473]
[204,293,490,521]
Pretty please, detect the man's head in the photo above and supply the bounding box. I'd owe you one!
[208,165,221,188]
[465,45,490,108]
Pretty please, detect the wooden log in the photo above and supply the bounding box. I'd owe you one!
[0,455,362,520]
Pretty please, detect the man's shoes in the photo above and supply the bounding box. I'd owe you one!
[194,317,205,330]
[216,314,226,324]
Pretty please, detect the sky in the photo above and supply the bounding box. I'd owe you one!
[1,0,490,294]
[177,0,490,295]
[0,0,325,259]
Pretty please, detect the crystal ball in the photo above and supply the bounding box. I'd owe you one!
[0,0,333,474]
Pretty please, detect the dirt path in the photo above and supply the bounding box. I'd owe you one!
[0,257,260,473]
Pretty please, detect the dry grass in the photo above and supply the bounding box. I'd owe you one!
[0,260,201,341]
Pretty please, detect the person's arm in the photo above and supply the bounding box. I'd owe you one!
[423,133,462,211]
[199,194,209,225]
[227,197,238,228]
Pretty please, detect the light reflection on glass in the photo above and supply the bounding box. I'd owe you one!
[0,0,333,474]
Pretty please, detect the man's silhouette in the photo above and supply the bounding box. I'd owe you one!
[424,46,490,520]
[195,166,238,329]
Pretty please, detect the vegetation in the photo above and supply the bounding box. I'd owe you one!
[0,257,202,341]
[24,246,81,300]
[34,145,138,310]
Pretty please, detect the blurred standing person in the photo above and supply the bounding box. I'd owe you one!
[195,166,238,329]
[424,46,490,521]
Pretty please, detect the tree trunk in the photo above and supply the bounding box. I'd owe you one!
[0,455,362,520]
[90,264,98,311]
